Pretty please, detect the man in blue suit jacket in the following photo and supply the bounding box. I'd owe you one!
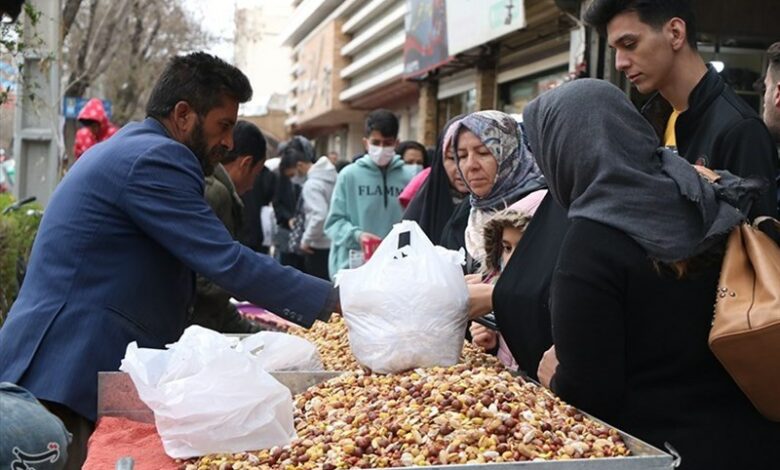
[0,52,338,467]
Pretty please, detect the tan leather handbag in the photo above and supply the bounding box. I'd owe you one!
[709,217,780,421]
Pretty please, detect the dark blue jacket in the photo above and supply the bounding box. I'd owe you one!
[0,118,332,421]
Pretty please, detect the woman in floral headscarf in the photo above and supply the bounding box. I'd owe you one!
[449,111,546,266]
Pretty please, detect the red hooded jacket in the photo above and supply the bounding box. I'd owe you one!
[73,98,118,160]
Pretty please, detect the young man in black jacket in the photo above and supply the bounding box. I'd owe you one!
[761,42,780,213]
[584,0,778,218]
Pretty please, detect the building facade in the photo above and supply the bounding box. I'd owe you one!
[281,0,581,158]
[234,0,295,152]
[282,0,418,160]
[280,0,778,159]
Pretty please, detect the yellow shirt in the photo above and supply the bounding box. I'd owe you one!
[664,110,681,147]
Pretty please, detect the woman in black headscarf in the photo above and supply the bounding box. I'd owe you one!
[404,116,469,249]
[526,79,778,470]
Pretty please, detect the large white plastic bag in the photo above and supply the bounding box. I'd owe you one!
[337,220,469,373]
[240,331,323,371]
[119,326,296,459]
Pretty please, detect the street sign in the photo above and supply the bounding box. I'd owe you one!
[63,96,112,119]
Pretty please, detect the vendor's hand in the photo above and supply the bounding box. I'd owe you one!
[538,345,558,389]
[465,273,482,285]
[288,218,296,230]
[467,283,493,319]
[299,243,315,255]
[693,164,720,183]
[359,231,381,244]
[470,323,497,351]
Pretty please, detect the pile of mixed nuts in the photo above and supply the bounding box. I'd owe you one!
[289,317,504,372]
[186,365,629,469]
[288,316,362,371]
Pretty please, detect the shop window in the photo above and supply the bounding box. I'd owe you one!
[437,89,476,131]
[628,46,767,114]
[498,67,568,115]
[700,47,765,113]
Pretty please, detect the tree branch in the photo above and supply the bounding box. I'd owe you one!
[62,0,84,41]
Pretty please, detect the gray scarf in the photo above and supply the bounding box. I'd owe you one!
[450,111,545,211]
[523,79,762,263]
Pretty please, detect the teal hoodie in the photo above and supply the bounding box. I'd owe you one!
[325,155,416,278]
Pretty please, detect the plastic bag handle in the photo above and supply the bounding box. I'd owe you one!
[753,216,780,230]
[398,231,411,249]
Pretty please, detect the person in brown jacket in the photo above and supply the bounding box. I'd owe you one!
[190,120,268,333]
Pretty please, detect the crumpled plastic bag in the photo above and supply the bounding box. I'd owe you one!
[119,326,296,459]
[240,331,323,371]
[337,220,469,373]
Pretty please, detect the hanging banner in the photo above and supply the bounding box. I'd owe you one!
[446,0,526,56]
[294,20,347,122]
[403,0,452,78]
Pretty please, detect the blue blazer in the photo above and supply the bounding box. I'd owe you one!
[0,118,332,421]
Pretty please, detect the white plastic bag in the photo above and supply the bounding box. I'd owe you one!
[119,326,296,459]
[337,220,469,373]
[240,331,323,371]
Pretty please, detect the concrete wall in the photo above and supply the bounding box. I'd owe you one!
[234,1,293,110]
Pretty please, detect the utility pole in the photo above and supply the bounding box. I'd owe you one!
[13,0,62,207]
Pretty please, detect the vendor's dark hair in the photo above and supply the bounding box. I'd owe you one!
[583,0,698,50]
[365,109,399,138]
[1,0,24,22]
[768,42,780,81]
[146,52,252,119]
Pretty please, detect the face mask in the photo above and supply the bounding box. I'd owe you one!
[407,163,423,173]
[290,174,306,186]
[368,145,394,167]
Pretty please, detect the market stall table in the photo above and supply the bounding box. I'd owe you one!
[89,371,674,470]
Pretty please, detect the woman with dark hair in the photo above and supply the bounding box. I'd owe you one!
[526,79,779,469]
[396,140,430,209]
[404,117,469,248]
[396,140,427,167]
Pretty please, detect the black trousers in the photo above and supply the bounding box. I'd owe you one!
[304,248,330,280]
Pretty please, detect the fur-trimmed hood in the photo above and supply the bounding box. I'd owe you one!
[481,207,531,275]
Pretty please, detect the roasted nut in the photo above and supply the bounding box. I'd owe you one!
[190,323,630,469]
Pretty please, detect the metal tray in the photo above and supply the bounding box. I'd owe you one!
[97,371,674,469]
[97,370,343,424]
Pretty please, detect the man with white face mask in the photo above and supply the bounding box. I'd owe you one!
[324,109,417,278]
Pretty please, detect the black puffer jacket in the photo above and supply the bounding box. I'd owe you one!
[642,65,779,219]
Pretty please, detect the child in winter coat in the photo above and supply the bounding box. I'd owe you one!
[469,190,546,370]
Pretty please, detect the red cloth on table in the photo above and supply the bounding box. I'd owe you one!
[84,416,180,470]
